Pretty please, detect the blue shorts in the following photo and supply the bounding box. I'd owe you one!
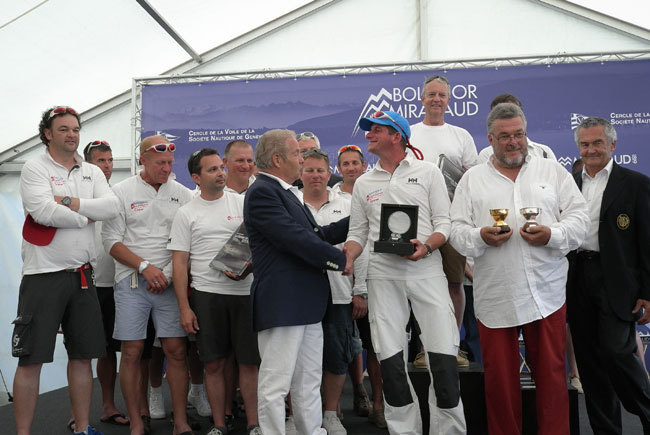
[322,302,362,375]
[113,274,186,341]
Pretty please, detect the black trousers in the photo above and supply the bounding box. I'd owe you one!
[567,252,650,434]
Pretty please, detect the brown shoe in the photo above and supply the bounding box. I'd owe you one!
[457,350,470,368]
[353,390,371,417]
[413,351,427,369]
[369,407,387,429]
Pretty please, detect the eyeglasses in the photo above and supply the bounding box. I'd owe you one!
[493,132,527,144]
[302,149,328,158]
[296,131,317,141]
[369,111,424,160]
[337,145,362,156]
[49,106,78,119]
[146,143,176,153]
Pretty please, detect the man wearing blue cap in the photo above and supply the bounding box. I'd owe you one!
[344,111,466,434]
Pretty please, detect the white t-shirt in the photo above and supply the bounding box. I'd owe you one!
[304,188,367,304]
[409,122,478,170]
[102,173,194,283]
[167,192,252,295]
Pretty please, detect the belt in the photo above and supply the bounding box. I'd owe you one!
[576,250,599,261]
[64,263,92,289]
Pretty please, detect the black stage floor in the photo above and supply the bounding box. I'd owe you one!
[0,374,643,434]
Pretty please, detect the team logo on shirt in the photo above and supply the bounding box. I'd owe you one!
[617,213,630,230]
[227,215,244,221]
[170,197,179,203]
[82,175,92,182]
[407,177,418,184]
[130,201,148,212]
[50,176,65,186]
[365,189,383,203]
[332,210,342,214]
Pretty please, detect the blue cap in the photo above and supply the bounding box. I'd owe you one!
[358,111,411,142]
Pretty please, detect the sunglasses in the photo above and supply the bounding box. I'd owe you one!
[337,145,362,156]
[49,106,78,118]
[84,140,110,155]
[369,111,424,160]
[302,149,328,158]
[146,143,176,153]
[296,131,317,141]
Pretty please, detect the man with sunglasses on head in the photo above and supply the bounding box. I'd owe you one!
[13,107,120,435]
[344,110,466,434]
[449,103,588,434]
[81,140,129,428]
[102,135,195,435]
[294,131,342,188]
[410,75,479,369]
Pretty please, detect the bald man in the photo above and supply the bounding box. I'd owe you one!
[102,135,194,435]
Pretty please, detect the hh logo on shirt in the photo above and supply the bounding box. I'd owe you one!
[332,210,342,214]
[82,175,92,182]
[170,197,179,203]
[407,177,418,184]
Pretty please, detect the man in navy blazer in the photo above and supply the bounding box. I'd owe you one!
[243,129,349,435]
[567,117,650,433]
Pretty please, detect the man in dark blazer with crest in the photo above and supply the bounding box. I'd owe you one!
[243,129,349,435]
[567,117,650,433]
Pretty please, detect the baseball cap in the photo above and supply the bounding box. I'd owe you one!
[22,214,57,246]
[358,111,423,160]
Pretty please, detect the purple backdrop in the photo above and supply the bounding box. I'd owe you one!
[141,59,650,188]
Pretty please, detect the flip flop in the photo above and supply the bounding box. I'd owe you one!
[100,413,130,425]
[67,419,75,432]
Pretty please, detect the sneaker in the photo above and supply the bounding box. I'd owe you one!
[149,387,166,419]
[369,407,387,429]
[188,388,212,417]
[353,390,371,417]
[73,426,104,435]
[247,424,263,435]
[413,351,427,369]
[457,350,470,368]
[569,375,584,394]
[322,413,347,435]
[207,427,228,435]
[285,415,298,435]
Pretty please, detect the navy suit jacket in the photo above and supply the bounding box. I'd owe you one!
[243,173,349,332]
[567,162,650,321]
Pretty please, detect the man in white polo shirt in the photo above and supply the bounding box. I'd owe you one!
[102,135,194,435]
[223,140,256,195]
[410,76,478,367]
[345,110,466,435]
[301,149,368,435]
[169,148,261,435]
[13,106,119,435]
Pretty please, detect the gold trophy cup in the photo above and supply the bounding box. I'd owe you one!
[520,207,541,232]
[489,208,510,233]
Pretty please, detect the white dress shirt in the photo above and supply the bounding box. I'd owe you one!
[580,158,613,252]
[450,156,589,328]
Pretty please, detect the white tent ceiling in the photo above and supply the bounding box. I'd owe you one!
[1,0,649,155]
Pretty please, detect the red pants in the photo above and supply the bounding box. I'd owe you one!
[478,304,569,435]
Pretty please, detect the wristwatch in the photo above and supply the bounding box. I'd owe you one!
[61,196,72,207]
[356,293,368,300]
[138,260,150,274]
[424,243,433,257]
